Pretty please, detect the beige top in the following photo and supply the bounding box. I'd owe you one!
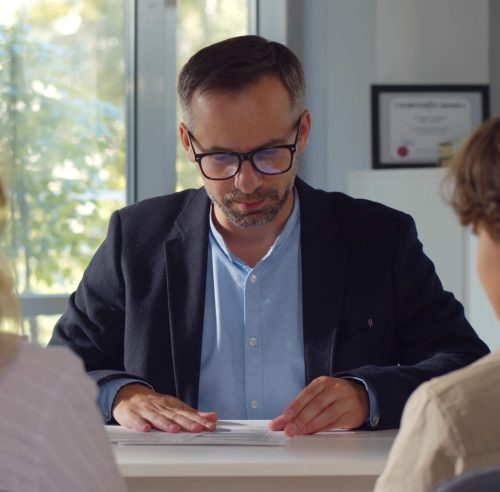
[375,350,500,492]
[0,336,125,492]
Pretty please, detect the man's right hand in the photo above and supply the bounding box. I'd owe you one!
[112,384,218,433]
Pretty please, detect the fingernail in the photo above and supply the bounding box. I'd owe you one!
[287,423,298,436]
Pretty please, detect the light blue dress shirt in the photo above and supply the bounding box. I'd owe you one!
[197,191,305,419]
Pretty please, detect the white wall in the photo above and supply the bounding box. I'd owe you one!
[491,0,500,115]
[376,0,489,84]
[289,0,329,189]
[325,1,376,194]
[292,0,376,192]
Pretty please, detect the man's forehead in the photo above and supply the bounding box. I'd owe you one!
[191,76,291,111]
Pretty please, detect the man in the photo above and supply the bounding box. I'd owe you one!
[50,35,488,436]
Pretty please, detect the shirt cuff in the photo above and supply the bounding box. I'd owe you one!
[342,376,380,428]
[98,377,153,424]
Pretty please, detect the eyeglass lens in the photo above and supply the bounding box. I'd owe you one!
[200,147,292,179]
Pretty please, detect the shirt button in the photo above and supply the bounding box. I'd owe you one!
[249,274,257,283]
[248,337,257,346]
[250,400,258,409]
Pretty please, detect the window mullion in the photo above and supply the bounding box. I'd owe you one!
[133,0,177,202]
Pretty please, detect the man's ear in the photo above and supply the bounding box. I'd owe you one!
[179,123,193,158]
[298,109,312,153]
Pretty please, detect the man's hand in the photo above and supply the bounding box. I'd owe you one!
[112,384,218,433]
[268,376,369,437]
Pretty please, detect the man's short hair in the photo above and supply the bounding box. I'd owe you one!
[447,116,500,239]
[177,35,305,127]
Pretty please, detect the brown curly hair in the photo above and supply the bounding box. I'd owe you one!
[446,116,500,240]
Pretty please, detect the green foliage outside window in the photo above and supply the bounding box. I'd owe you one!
[0,0,126,295]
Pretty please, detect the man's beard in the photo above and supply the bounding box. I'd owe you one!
[207,182,294,228]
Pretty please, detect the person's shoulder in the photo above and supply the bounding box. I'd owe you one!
[119,187,205,218]
[405,351,500,457]
[297,179,411,224]
[111,187,210,239]
[297,182,413,248]
[337,192,409,222]
[430,350,500,397]
[17,340,83,368]
[407,350,500,422]
[12,341,92,390]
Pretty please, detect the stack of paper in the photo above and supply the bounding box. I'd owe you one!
[106,421,289,446]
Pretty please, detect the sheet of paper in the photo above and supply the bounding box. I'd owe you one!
[106,421,289,446]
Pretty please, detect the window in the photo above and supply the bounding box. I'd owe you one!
[1,0,256,345]
[0,0,126,344]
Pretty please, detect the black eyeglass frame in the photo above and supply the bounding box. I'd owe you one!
[186,117,302,181]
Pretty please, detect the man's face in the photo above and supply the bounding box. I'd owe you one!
[180,75,311,231]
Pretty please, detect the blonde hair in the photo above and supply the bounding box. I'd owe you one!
[0,174,20,370]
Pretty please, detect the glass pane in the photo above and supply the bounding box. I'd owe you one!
[0,1,126,298]
[176,0,254,191]
[20,314,62,347]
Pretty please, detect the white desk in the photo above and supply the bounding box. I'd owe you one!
[111,421,397,492]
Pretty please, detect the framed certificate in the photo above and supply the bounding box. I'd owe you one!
[371,85,489,169]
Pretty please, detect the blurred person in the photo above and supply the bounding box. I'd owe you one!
[375,116,500,492]
[0,175,125,491]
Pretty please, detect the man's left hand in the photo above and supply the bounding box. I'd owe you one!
[268,376,369,436]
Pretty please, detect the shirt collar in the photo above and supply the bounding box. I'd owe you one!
[208,188,300,266]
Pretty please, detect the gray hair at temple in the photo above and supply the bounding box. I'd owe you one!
[177,35,306,129]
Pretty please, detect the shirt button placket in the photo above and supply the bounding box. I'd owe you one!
[245,269,262,418]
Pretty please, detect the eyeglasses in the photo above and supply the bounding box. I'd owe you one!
[186,118,302,181]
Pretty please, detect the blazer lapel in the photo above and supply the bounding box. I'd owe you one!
[164,189,210,408]
[297,180,350,383]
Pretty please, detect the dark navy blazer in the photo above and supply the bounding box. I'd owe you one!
[50,178,489,429]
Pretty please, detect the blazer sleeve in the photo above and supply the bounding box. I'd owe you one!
[49,210,151,388]
[336,213,489,429]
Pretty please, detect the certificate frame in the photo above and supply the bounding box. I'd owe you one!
[371,84,489,169]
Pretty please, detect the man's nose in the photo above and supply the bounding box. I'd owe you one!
[234,159,262,194]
